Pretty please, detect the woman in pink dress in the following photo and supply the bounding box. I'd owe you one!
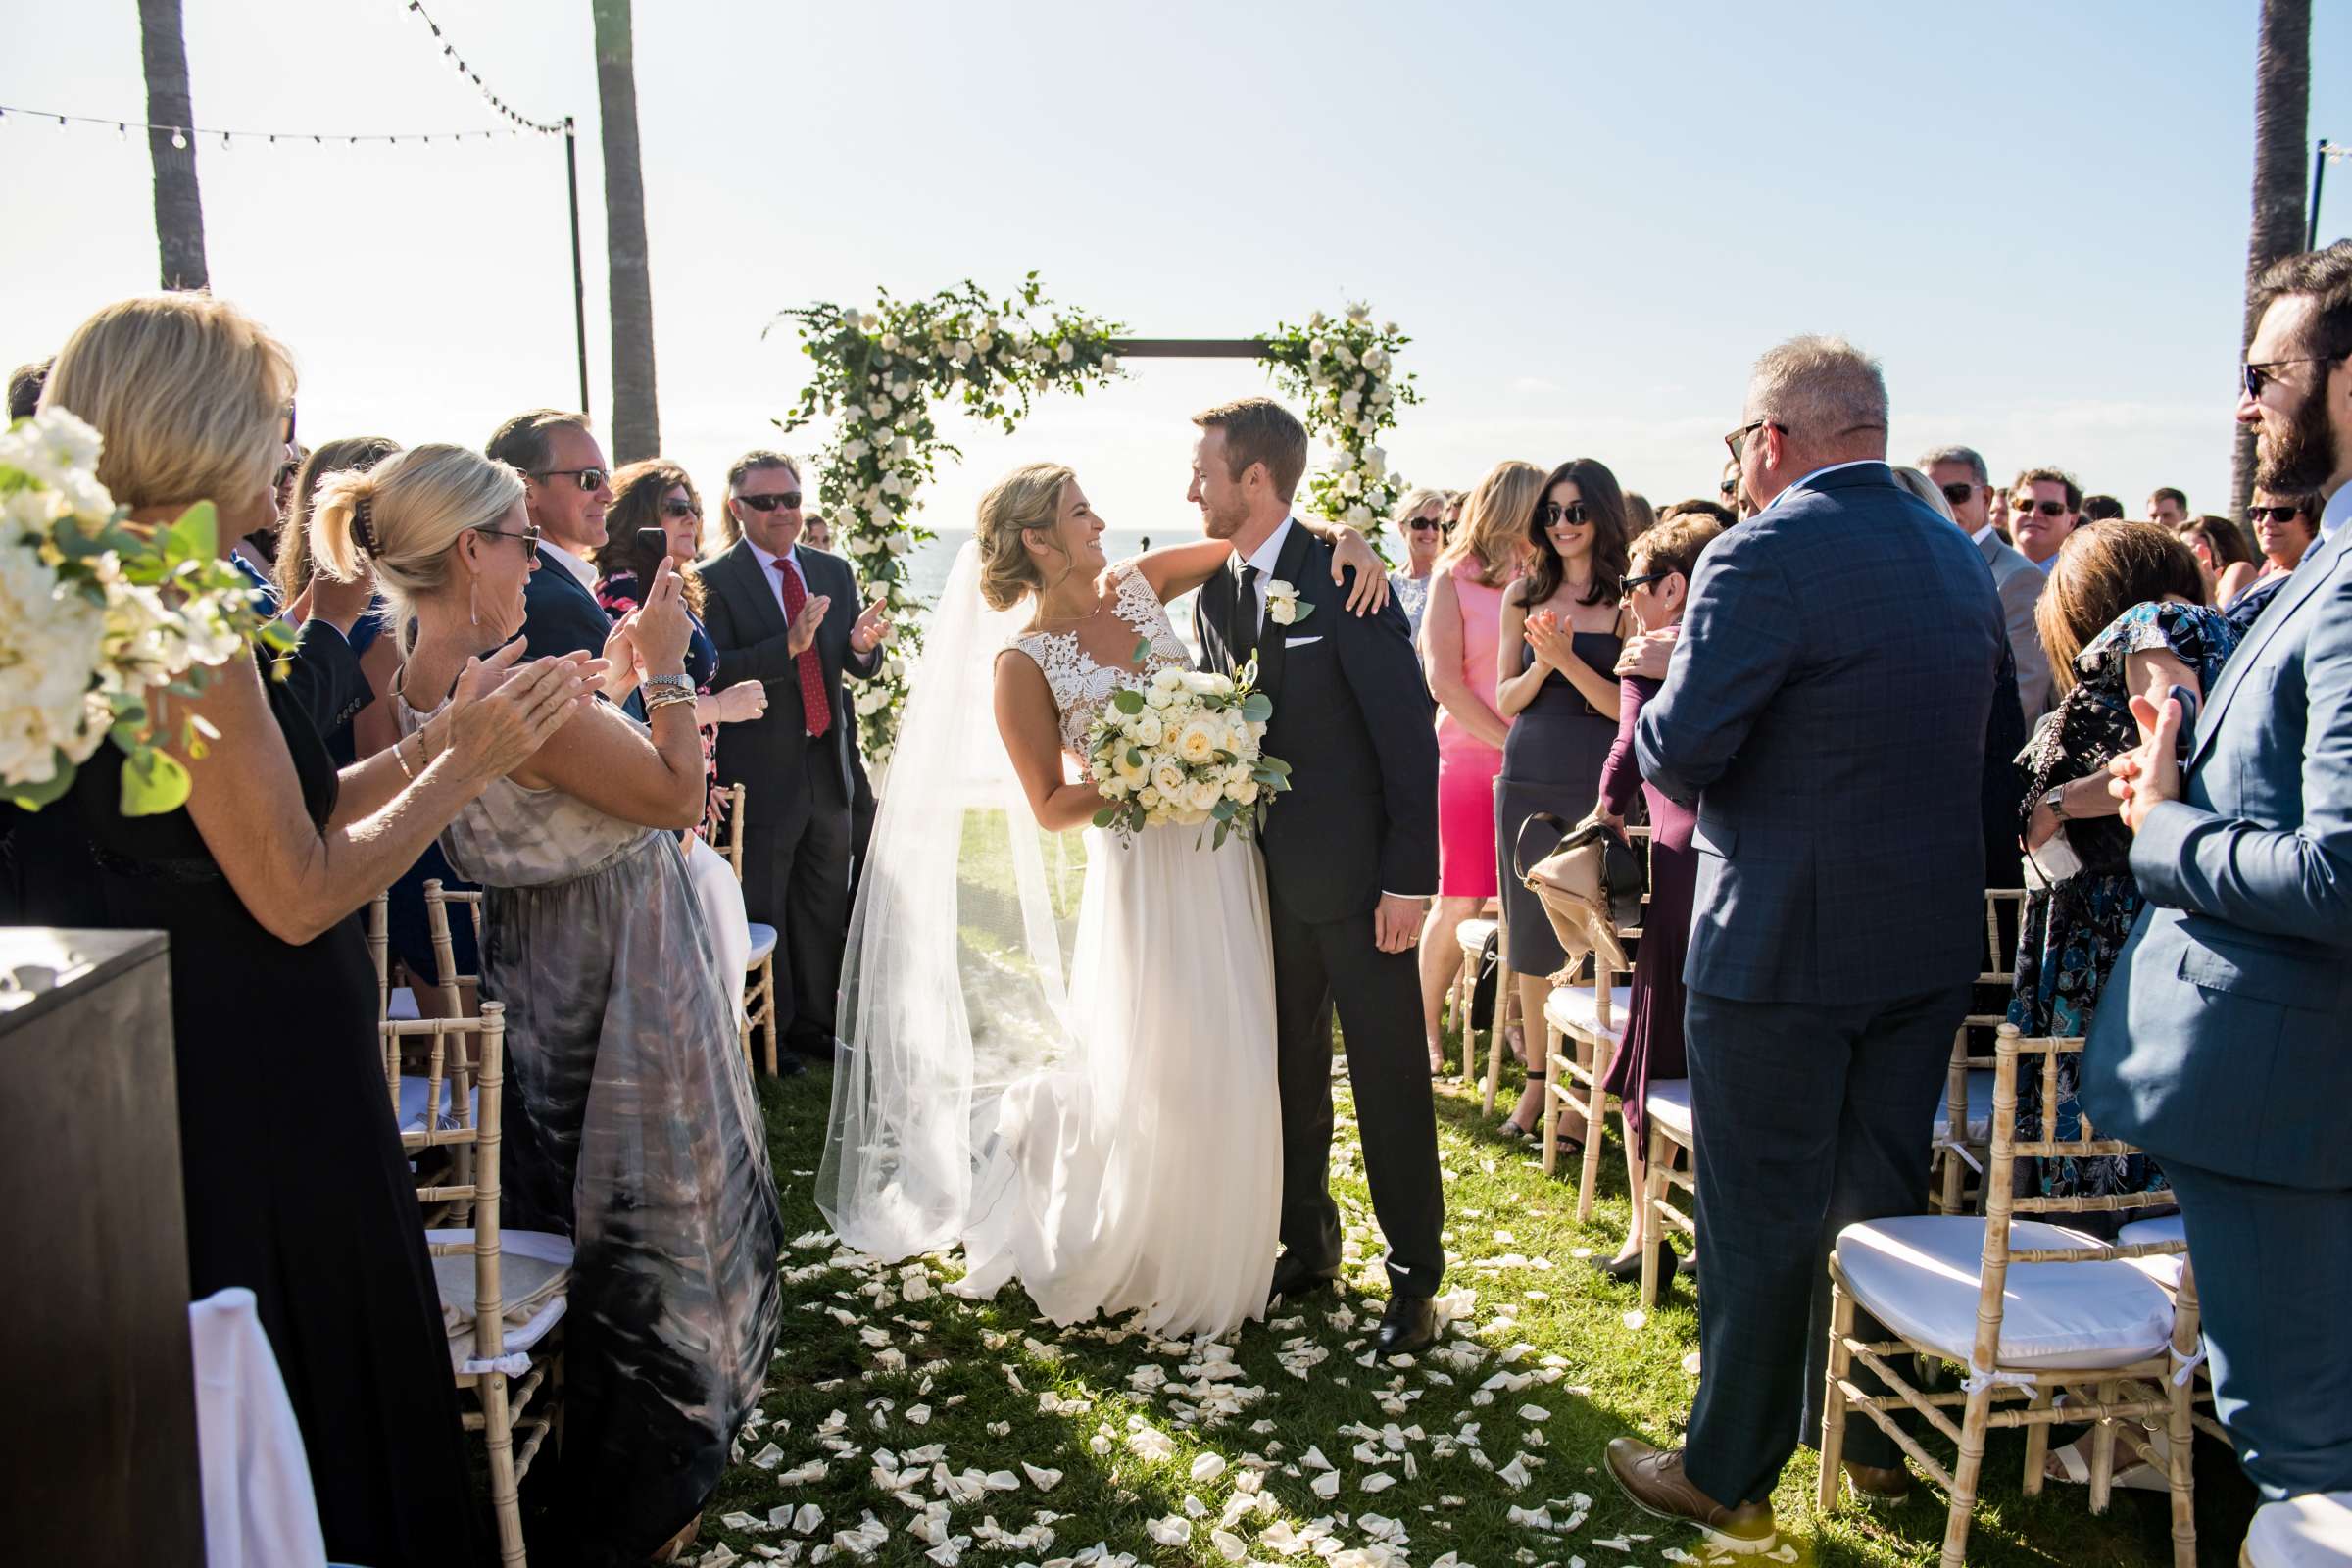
[1416,460,1545,1073]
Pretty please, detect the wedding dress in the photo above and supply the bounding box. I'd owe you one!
[818,545,1280,1339]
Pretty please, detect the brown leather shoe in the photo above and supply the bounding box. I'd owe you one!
[1844,1458,1913,1504]
[1605,1437,1778,1554]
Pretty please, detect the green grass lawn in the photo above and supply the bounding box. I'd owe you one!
[692,1050,2253,1567]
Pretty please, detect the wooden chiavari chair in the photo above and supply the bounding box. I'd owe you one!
[707,783,780,1074]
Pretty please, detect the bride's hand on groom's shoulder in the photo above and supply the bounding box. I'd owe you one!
[1329,530,1392,617]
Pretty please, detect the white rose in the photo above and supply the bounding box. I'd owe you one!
[879,332,901,352]
[858,312,879,331]
[867,401,890,420]
[1185,777,1223,812]
[1346,303,1371,323]
[1138,785,1163,811]
[951,341,973,366]
[1152,760,1187,798]
[1363,347,1387,371]
[1339,471,1363,498]
[879,471,903,497]
[1231,778,1260,807]
[840,438,869,463]
[1307,339,1328,360]
[1055,340,1075,364]
[1102,774,1132,799]
[1144,684,1175,710]
[1129,710,1164,747]
[1336,345,1357,369]
[1339,389,1361,413]
[1174,717,1220,764]
[1365,446,1388,478]
[1329,448,1354,473]
[1113,744,1149,781]
[886,530,914,555]
[892,435,913,458]
[1151,666,1187,693]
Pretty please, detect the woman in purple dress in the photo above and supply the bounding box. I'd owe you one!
[1591,513,1726,1280]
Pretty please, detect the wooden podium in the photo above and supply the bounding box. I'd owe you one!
[0,929,202,1564]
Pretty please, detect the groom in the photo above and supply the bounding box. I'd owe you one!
[1188,396,1447,1357]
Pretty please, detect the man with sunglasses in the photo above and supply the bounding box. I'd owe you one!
[1924,444,2053,727]
[486,408,621,662]
[2088,241,2352,1531]
[2006,466,2082,569]
[1606,336,2004,1554]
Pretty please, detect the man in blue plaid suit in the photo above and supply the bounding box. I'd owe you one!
[1606,337,2005,1554]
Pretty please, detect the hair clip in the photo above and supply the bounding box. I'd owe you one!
[353,495,380,557]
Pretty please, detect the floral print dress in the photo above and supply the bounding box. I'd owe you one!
[2008,600,2238,1201]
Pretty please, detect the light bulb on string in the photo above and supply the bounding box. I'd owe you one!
[172,127,187,149]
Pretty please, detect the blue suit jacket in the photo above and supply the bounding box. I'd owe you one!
[1634,463,2004,1005]
[2082,521,2352,1189]
[520,546,613,662]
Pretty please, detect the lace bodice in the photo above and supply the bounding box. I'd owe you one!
[1009,562,1191,754]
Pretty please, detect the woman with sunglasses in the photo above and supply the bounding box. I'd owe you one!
[2247,489,2324,587]
[1493,458,1631,1142]
[1387,487,1450,636]
[329,445,786,1566]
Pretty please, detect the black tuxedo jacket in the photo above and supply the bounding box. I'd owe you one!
[520,546,613,662]
[702,539,881,813]
[1195,522,1440,924]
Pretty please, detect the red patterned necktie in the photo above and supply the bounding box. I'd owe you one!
[773,557,831,738]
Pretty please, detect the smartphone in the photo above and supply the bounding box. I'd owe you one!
[636,527,669,551]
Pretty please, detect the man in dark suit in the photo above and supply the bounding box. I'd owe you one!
[1607,338,2004,1554]
[1187,397,1447,1358]
[485,410,617,662]
[702,451,891,1069]
[2090,242,2352,1508]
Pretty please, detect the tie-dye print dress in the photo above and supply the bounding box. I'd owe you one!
[395,691,784,1563]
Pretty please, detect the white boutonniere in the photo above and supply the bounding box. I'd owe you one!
[1264,580,1311,626]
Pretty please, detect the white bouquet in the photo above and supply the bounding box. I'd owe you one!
[1084,663,1292,848]
[0,409,290,816]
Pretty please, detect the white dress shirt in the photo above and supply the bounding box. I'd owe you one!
[2321,481,2352,544]
[746,538,811,622]
[1235,515,1298,634]
[541,539,599,593]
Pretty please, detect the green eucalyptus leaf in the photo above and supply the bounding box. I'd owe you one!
[1091,805,1118,828]
[119,747,191,817]
[1111,688,1145,714]
[5,756,78,811]
[163,500,218,563]
[1239,692,1273,724]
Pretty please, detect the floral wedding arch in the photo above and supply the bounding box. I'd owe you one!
[775,276,1423,761]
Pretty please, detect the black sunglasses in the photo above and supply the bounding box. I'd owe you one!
[1619,569,1673,599]
[660,498,702,519]
[2243,355,2344,401]
[2248,504,2308,524]
[1724,419,1780,462]
[531,466,609,492]
[1540,501,1592,527]
[475,522,543,550]
[1406,516,1452,534]
[735,491,804,513]
[2016,498,2070,517]
[1939,481,1979,508]
[1718,478,1739,498]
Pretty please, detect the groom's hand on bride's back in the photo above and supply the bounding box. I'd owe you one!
[1374,893,1425,953]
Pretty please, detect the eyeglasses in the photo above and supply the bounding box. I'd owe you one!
[1724,419,1780,462]
[475,523,544,550]
[1619,569,1673,600]
[2016,499,2071,518]
[530,466,609,492]
[1718,478,1739,498]
[1406,516,1451,534]
[660,498,702,519]
[1540,501,1592,527]
[1939,481,1979,508]
[2248,504,2308,524]
[2243,354,2344,401]
[735,491,804,514]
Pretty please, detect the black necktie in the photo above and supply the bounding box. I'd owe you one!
[1235,563,1261,665]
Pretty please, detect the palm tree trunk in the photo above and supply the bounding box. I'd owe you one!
[2232,0,2311,516]
[139,0,208,291]
[593,0,660,461]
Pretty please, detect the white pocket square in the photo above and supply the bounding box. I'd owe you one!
[1283,635,1323,648]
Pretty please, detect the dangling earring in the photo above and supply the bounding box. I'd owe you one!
[468,572,481,628]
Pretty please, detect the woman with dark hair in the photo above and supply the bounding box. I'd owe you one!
[2172,512,2254,605]
[1490,458,1631,1141]
[275,435,404,763]
[2011,521,2237,1207]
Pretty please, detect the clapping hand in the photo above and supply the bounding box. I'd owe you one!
[1614,622,1680,680]
[1330,530,1392,616]
[711,680,768,723]
[1524,608,1575,672]
[849,596,894,657]
[440,640,605,778]
[2108,669,2185,832]
[789,592,833,658]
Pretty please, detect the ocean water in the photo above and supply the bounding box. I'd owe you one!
[900,528,1166,605]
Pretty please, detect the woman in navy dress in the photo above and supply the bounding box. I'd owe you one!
[1493,458,1631,1142]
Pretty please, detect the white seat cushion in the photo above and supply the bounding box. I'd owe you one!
[1455,917,1498,956]
[397,1076,478,1135]
[746,921,778,967]
[1928,1069,1995,1142]
[386,986,420,1021]
[1644,1079,1693,1142]
[1837,1214,2176,1371]
[1545,984,1633,1044]
[427,1227,571,1375]
[2118,1213,2187,1294]
[2246,1491,2352,1567]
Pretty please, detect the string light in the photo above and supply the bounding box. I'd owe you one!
[399,1,566,135]
[0,103,548,146]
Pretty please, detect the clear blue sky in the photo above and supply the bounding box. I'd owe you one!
[4,1,2347,545]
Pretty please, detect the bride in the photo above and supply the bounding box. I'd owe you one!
[818,462,1386,1338]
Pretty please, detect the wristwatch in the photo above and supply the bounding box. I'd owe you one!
[2039,785,2070,822]
[641,672,694,702]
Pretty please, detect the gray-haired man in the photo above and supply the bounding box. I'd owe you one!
[1925,445,2052,729]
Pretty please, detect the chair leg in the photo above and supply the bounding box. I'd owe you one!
[1481,969,1513,1115]
[1576,1040,1610,1223]
[2165,1371,2199,1568]
[1639,1122,1669,1309]
[481,1373,527,1568]
[1540,1023,1561,1177]
[759,957,778,1077]
[1818,1275,1855,1513]
[2088,1379,2120,1514]
[1940,1387,1994,1568]
[2022,1384,2054,1496]
[1459,962,1482,1098]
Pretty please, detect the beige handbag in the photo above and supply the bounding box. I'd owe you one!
[1512,811,1647,979]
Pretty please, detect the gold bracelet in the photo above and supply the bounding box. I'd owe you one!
[394,732,417,781]
[645,689,698,716]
